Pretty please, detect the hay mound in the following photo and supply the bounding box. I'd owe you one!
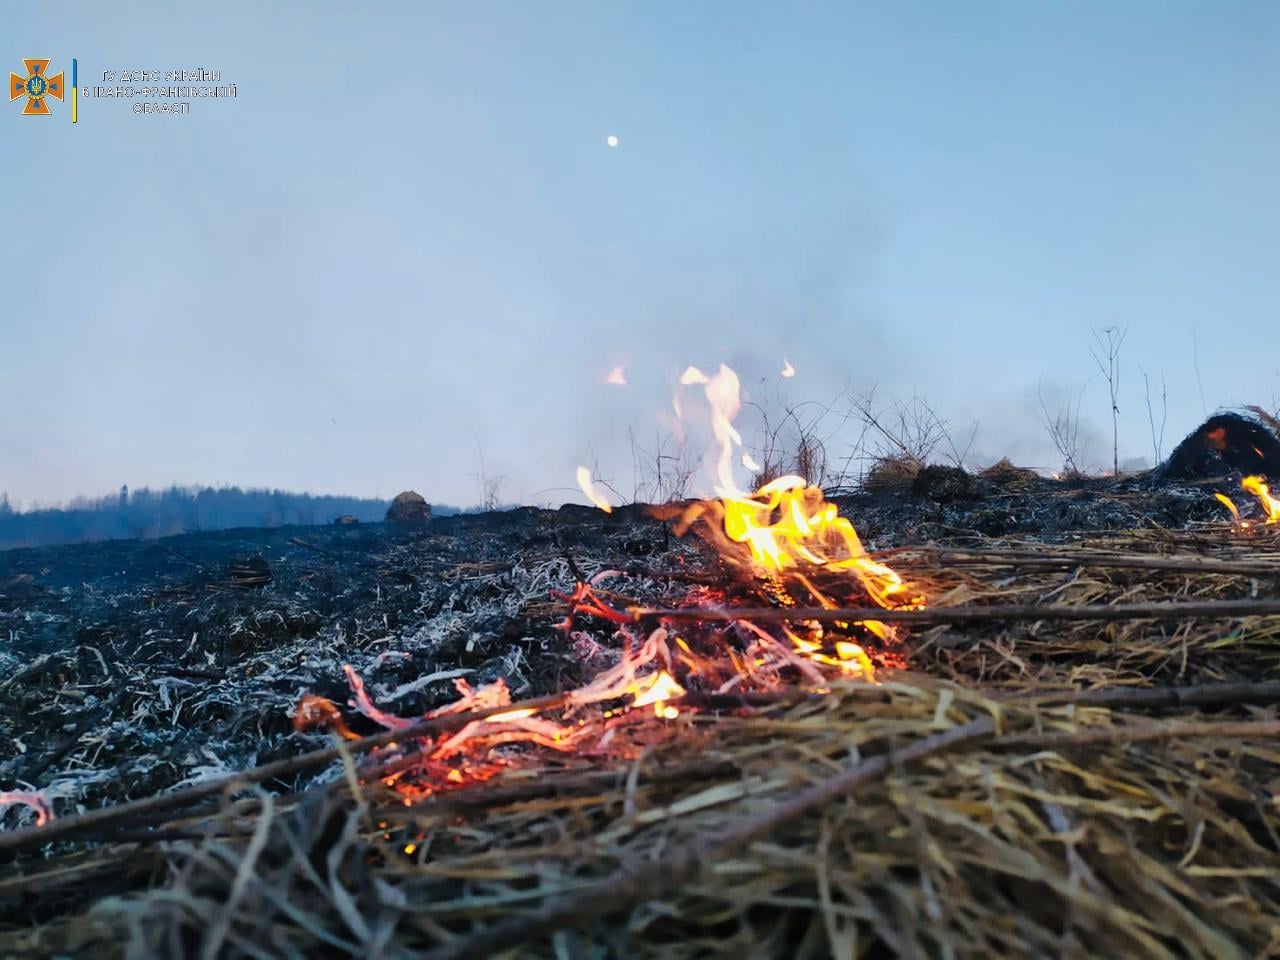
[1159,409,1280,481]
[385,490,432,523]
[862,455,923,493]
[978,457,1040,485]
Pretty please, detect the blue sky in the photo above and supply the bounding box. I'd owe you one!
[2,2,1278,508]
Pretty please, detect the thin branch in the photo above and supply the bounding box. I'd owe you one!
[1003,678,1280,709]
[632,597,1280,627]
[999,718,1280,749]
[929,549,1280,577]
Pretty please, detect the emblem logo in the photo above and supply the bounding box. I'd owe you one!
[10,59,65,115]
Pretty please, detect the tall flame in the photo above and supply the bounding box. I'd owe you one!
[673,361,923,642]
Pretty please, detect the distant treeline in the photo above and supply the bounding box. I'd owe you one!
[0,485,413,550]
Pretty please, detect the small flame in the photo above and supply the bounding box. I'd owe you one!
[605,365,627,386]
[576,466,614,513]
[786,629,876,679]
[680,365,709,386]
[781,358,796,378]
[1242,476,1280,524]
[1216,476,1279,528]
[1215,492,1242,525]
[631,670,686,719]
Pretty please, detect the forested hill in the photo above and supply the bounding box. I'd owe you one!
[0,486,407,550]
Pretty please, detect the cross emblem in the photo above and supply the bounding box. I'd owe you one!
[10,59,64,115]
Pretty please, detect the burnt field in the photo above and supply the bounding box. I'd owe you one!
[3,462,1280,959]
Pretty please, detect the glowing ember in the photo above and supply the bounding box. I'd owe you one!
[294,694,361,740]
[0,790,53,827]
[344,665,414,731]
[577,466,614,513]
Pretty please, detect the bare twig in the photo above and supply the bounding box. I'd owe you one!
[1141,366,1168,466]
[929,548,1280,577]
[632,597,1280,627]
[1000,718,1280,749]
[1089,326,1127,475]
[1004,678,1280,710]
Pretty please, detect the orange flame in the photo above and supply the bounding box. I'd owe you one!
[1215,492,1243,526]
[674,363,920,606]
[720,476,919,607]
[1216,476,1280,529]
[671,360,922,659]
[630,669,686,719]
[1242,476,1280,524]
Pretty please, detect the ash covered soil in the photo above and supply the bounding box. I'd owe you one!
[0,468,1232,819]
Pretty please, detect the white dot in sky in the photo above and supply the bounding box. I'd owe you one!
[606,135,619,148]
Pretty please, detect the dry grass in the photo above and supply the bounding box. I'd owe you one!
[861,455,924,494]
[6,522,1280,959]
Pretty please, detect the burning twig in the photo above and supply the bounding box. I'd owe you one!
[552,581,633,629]
[0,691,570,855]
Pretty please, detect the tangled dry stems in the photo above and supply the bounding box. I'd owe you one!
[5,518,1280,958]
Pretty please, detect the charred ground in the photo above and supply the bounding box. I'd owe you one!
[3,440,1280,958]
[0,468,1241,814]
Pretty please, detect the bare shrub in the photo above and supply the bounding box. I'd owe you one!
[472,444,507,511]
[1036,382,1086,476]
[628,428,698,505]
[844,389,978,481]
[742,396,848,490]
